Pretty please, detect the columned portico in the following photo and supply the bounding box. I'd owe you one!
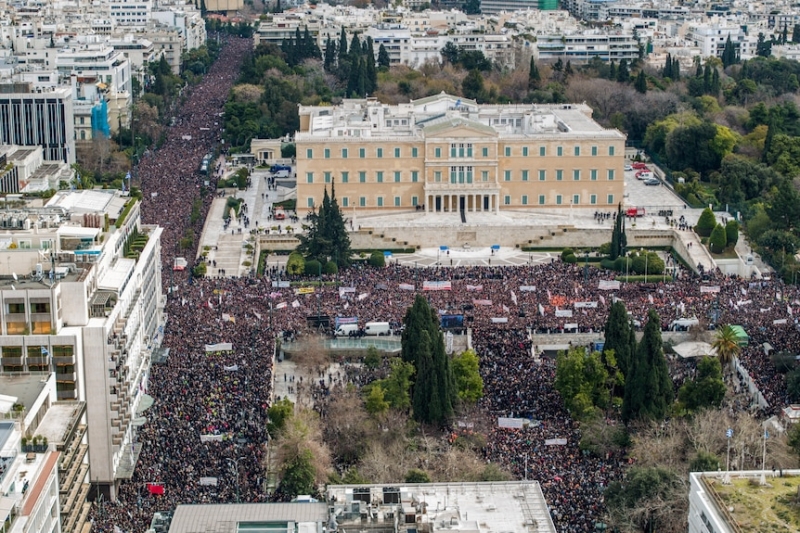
[424,187,500,215]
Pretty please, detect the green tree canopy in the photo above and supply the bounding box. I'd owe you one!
[622,309,673,424]
[709,223,728,253]
[296,183,352,268]
[678,356,726,411]
[267,398,294,437]
[695,207,717,237]
[279,449,316,498]
[555,347,610,420]
[452,349,484,404]
[402,295,455,425]
[604,301,635,377]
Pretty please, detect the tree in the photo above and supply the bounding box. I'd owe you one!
[463,0,480,15]
[616,59,630,82]
[402,295,455,425]
[712,325,741,376]
[296,182,352,268]
[555,347,610,420]
[364,385,390,416]
[377,44,390,70]
[364,346,381,369]
[695,207,717,237]
[722,220,738,247]
[323,36,336,72]
[793,24,800,44]
[451,349,484,404]
[605,466,684,533]
[689,451,720,472]
[280,449,316,498]
[528,56,541,90]
[788,368,800,401]
[678,356,726,411]
[610,203,627,260]
[756,32,772,57]
[267,398,294,437]
[709,223,728,253]
[286,252,305,275]
[722,36,738,67]
[634,70,647,93]
[376,358,414,410]
[405,469,432,483]
[368,250,385,267]
[462,69,484,101]
[604,300,635,378]
[622,309,673,424]
[766,179,800,231]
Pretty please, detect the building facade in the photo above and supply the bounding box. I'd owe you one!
[0,84,75,164]
[296,93,625,215]
[0,189,164,501]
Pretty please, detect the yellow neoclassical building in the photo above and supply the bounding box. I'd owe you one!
[295,93,625,215]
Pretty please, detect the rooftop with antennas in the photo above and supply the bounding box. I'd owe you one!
[326,482,556,533]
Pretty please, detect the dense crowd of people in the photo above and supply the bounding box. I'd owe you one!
[87,37,800,533]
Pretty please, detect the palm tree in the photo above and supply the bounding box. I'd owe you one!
[712,324,741,378]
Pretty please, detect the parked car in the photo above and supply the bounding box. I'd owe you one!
[644,178,661,186]
[624,164,633,171]
[636,171,654,180]
[632,162,648,170]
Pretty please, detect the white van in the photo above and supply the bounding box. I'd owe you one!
[364,321,391,336]
[670,317,700,331]
[335,324,359,337]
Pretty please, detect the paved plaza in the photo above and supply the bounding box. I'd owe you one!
[196,161,767,277]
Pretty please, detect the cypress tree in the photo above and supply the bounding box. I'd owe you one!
[703,64,712,93]
[782,25,788,44]
[337,27,348,66]
[663,53,672,78]
[604,301,634,378]
[634,70,647,93]
[763,117,776,163]
[616,59,629,82]
[349,34,362,63]
[324,36,336,72]
[622,309,673,424]
[608,60,617,81]
[378,43,391,69]
[402,295,454,425]
[365,37,377,94]
[528,56,540,89]
[672,57,680,80]
[711,68,721,95]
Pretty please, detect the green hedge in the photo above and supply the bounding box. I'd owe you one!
[114,199,137,229]
[618,274,671,283]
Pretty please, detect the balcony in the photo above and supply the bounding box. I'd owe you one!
[56,371,77,382]
[1,356,23,366]
[27,356,49,366]
[53,356,75,366]
[57,390,77,400]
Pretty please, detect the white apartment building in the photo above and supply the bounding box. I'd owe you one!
[0,189,164,501]
[107,0,153,27]
[685,22,752,59]
[150,6,207,51]
[0,145,72,193]
[0,374,62,533]
[535,31,640,62]
[56,44,132,96]
[0,84,75,164]
[365,24,411,65]
[143,26,184,75]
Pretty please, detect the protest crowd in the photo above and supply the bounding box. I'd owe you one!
[88,38,800,533]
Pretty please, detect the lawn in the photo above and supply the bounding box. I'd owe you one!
[712,475,800,532]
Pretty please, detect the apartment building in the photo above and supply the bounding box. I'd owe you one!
[0,374,63,533]
[535,31,640,62]
[296,93,625,215]
[0,189,164,501]
[0,84,75,164]
[0,145,72,193]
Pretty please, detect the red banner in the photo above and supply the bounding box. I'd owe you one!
[147,483,165,495]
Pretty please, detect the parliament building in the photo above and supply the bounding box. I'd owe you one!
[295,93,625,215]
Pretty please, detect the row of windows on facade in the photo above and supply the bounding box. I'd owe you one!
[305,144,617,159]
[306,168,616,183]
[1,345,73,357]
[7,302,51,314]
[307,193,616,208]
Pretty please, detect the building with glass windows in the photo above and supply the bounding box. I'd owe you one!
[295,93,625,215]
[0,189,164,501]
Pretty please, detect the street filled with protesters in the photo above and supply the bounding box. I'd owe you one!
[88,37,800,533]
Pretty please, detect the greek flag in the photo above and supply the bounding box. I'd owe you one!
[726,428,733,439]
[41,346,49,356]
[764,429,770,439]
